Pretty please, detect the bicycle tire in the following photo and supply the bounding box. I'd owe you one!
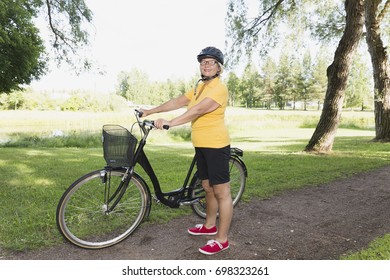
[56,169,151,249]
[189,157,246,219]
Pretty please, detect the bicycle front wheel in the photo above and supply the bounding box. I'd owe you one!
[56,169,150,249]
[189,157,246,219]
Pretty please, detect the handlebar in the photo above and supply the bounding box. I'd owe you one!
[135,109,144,118]
[135,109,170,130]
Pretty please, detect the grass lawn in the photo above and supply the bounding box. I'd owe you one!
[0,108,389,259]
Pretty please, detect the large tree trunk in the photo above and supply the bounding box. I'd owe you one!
[305,0,365,153]
[365,0,390,142]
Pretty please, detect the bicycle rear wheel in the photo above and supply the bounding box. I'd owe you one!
[189,157,246,219]
[56,169,150,249]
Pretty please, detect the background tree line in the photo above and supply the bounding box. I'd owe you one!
[1,47,373,112]
[226,48,373,110]
[0,89,128,111]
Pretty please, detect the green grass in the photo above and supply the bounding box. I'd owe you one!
[0,108,389,259]
[2,131,102,148]
[341,235,390,260]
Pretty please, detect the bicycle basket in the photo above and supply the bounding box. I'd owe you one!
[102,125,137,167]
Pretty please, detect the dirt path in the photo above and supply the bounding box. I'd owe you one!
[3,166,390,260]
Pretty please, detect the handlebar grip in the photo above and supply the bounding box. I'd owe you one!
[135,109,143,117]
[147,121,169,130]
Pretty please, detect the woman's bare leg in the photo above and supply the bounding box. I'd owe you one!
[202,179,218,228]
[213,182,233,243]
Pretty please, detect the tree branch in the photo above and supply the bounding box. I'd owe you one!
[377,0,390,22]
[244,0,285,36]
[45,0,68,47]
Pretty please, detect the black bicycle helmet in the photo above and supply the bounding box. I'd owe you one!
[197,46,224,65]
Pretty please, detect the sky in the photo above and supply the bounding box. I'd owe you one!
[31,0,229,92]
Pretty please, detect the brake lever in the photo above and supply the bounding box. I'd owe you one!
[135,109,169,130]
[144,120,170,130]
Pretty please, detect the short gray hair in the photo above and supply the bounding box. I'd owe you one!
[217,62,224,75]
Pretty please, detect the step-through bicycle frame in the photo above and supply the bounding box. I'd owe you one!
[105,110,248,211]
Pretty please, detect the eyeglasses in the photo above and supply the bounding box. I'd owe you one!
[200,60,218,66]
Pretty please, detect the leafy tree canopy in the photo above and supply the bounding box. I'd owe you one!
[0,0,46,93]
[0,0,93,93]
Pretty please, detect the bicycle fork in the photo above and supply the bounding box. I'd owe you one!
[99,167,133,214]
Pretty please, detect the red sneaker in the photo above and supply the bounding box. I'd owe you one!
[199,240,229,255]
[188,224,217,236]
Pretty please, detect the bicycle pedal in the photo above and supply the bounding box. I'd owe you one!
[179,197,200,206]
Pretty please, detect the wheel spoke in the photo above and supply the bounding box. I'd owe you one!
[56,170,150,249]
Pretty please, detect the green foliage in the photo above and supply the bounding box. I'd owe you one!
[1,2,374,113]
[309,0,345,42]
[225,0,325,67]
[345,55,374,110]
[0,89,128,111]
[45,0,93,67]
[116,69,151,104]
[116,69,196,105]
[0,0,92,93]
[275,52,293,109]
[310,46,331,103]
[226,72,242,107]
[224,48,371,111]
[223,0,385,115]
[1,131,102,148]
[168,126,192,142]
[0,0,47,93]
[240,63,263,108]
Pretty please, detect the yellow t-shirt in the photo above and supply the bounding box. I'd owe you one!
[184,78,230,148]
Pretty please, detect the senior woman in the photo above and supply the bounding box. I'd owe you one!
[140,46,232,255]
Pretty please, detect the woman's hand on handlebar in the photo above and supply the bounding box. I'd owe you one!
[138,108,151,118]
[135,109,170,130]
[154,118,170,130]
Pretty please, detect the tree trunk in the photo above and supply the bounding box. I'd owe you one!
[305,0,365,153]
[365,0,390,142]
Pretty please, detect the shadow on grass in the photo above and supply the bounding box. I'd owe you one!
[1,136,389,251]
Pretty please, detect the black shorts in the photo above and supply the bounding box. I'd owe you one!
[195,145,230,185]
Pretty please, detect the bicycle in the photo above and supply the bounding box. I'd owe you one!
[56,109,247,249]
